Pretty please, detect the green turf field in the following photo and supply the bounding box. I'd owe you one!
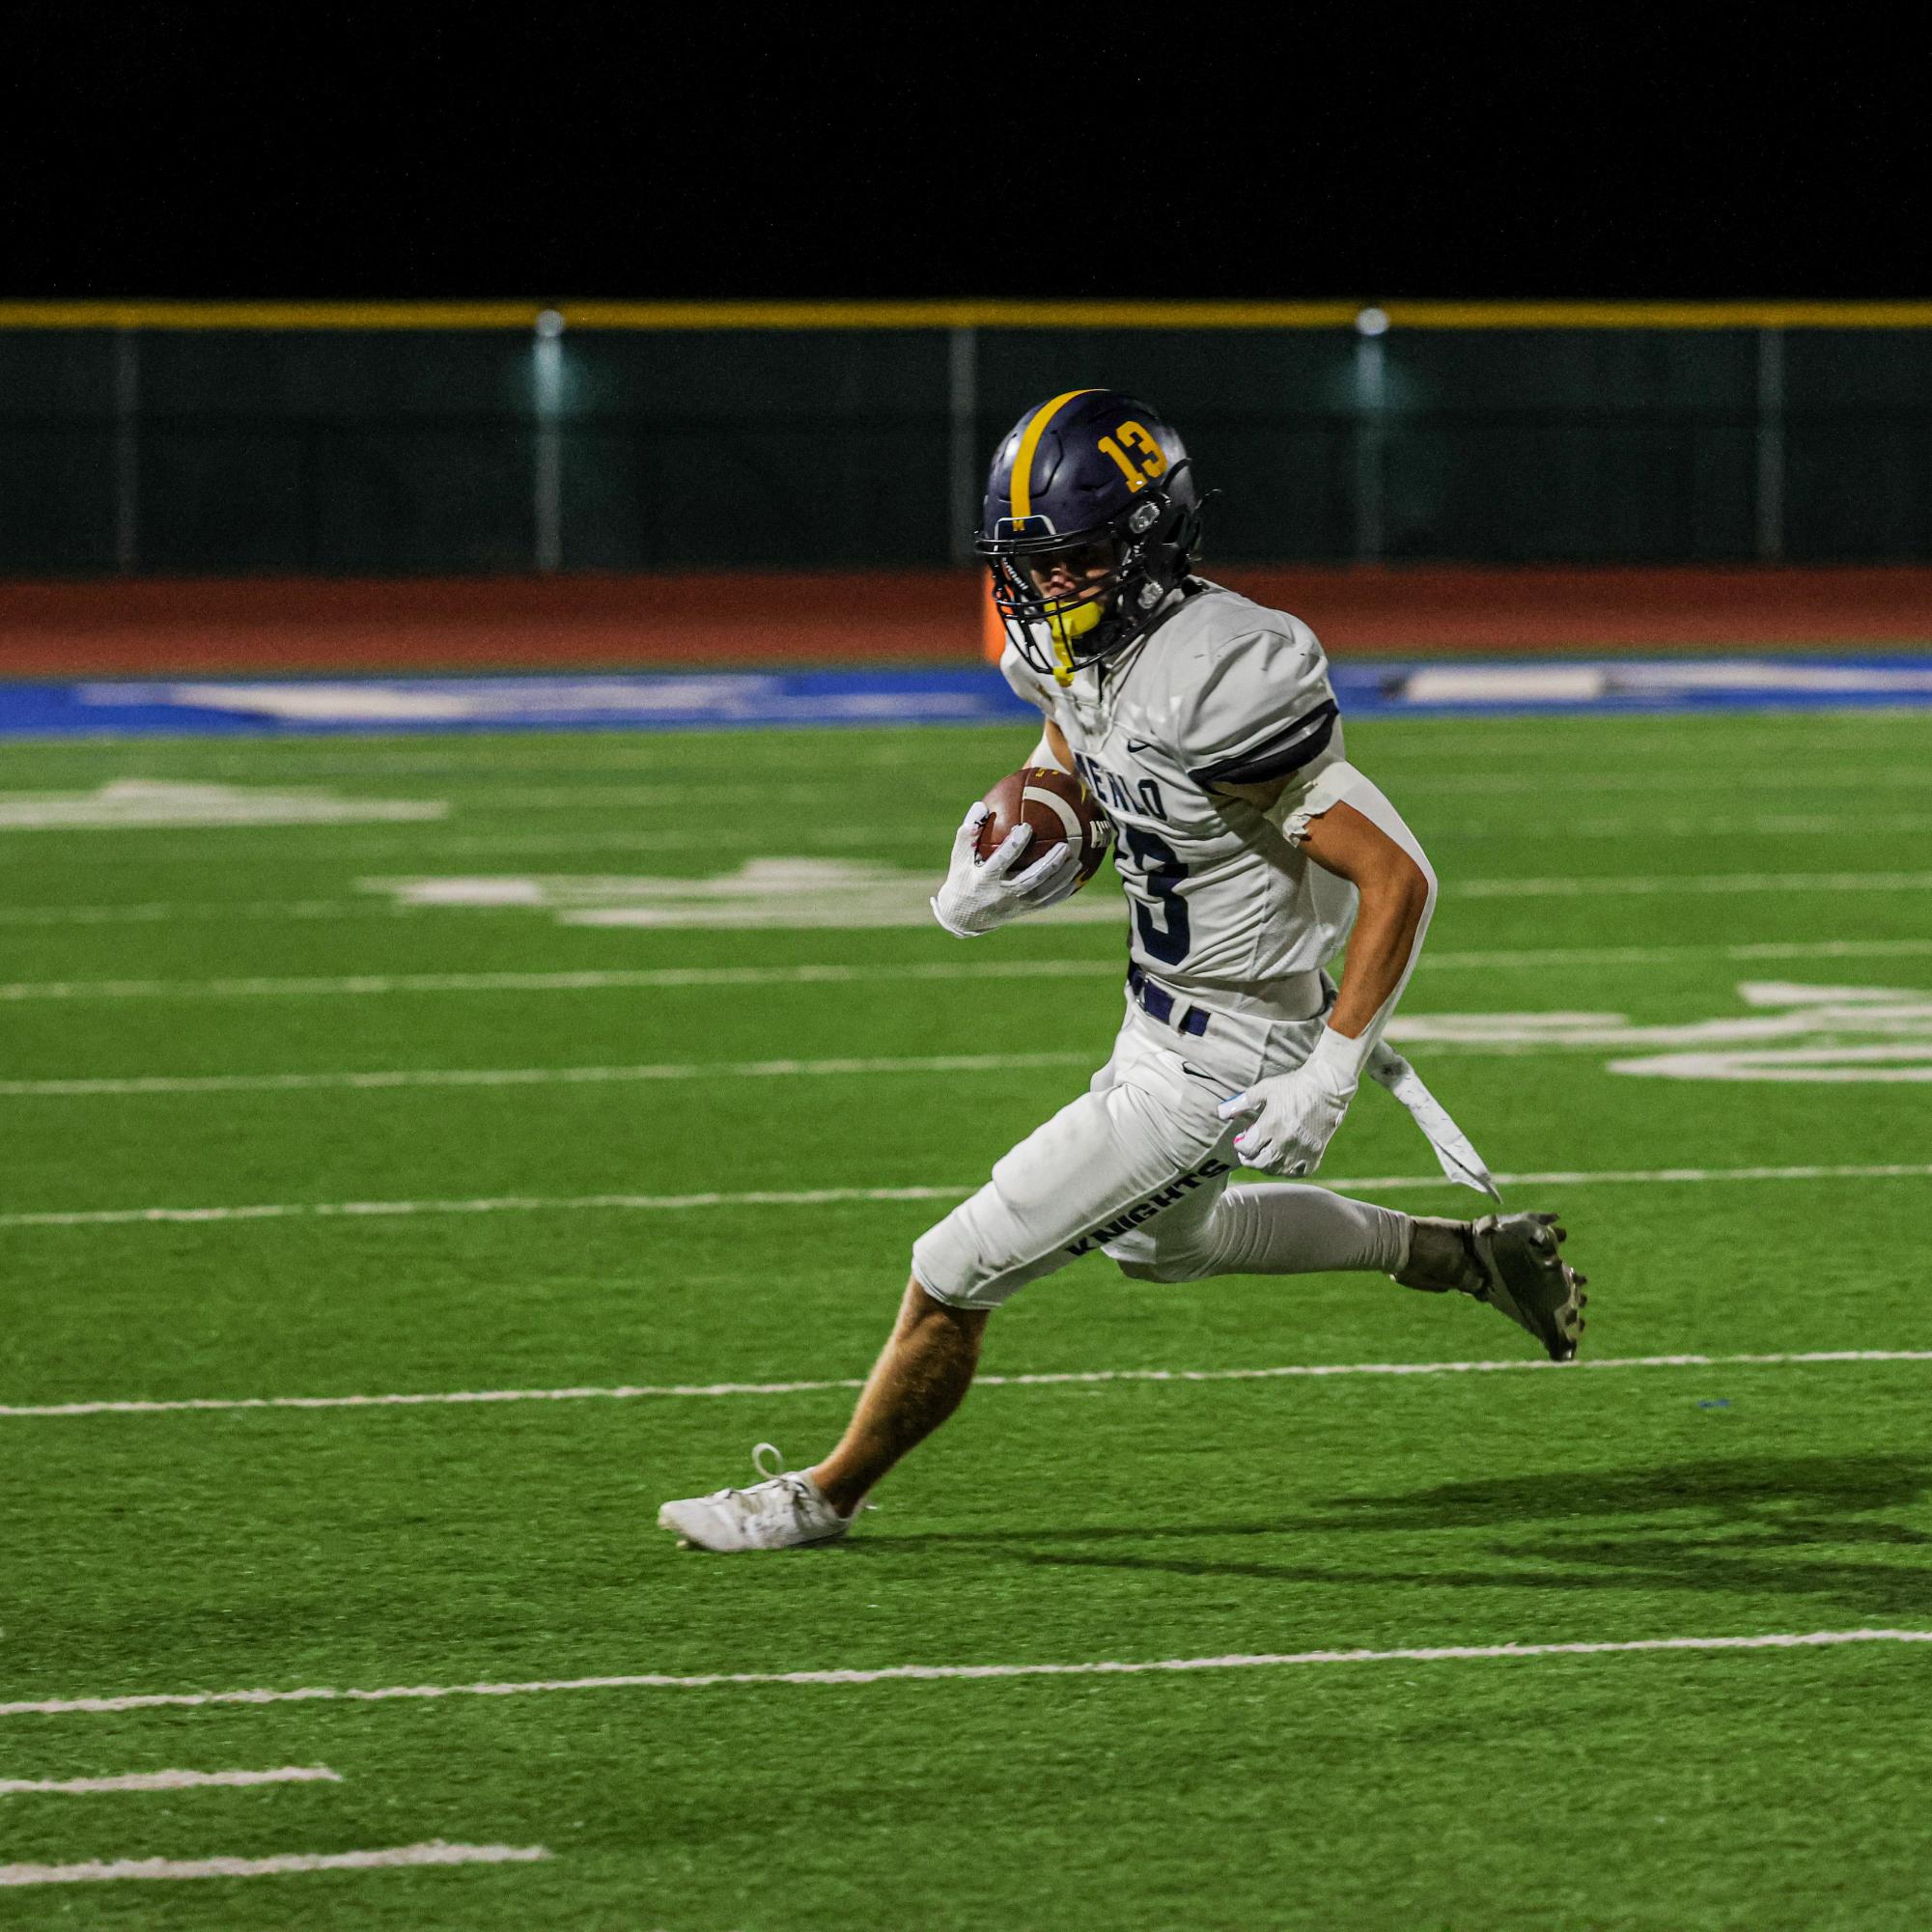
[3,708,1930,1929]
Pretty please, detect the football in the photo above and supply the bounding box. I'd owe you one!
[975,766,1111,884]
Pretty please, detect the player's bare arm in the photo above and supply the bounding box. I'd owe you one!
[1295,802,1432,1036]
[1231,791,1432,1039]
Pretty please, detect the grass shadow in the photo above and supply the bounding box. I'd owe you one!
[855,1453,1932,1617]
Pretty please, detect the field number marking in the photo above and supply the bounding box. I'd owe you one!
[0,780,445,830]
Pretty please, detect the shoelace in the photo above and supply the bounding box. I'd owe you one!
[704,1443,867,1526]
[718,1442,820,1531]
[702,1442,797,1500]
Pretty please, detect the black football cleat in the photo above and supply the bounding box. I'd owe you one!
[1468,1212,1588,1362]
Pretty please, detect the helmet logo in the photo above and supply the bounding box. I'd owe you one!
[1097,420,1170,492]
[994,515,1057,540]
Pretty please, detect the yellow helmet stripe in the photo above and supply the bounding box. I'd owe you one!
[1010,389,1099,519]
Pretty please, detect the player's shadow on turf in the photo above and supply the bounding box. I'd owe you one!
[866,1455,1932,1615]
[1303,1452,1932,1540]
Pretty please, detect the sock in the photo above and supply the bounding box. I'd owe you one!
[1196,1184,1412,1279]
[1395,1217,1486,1295]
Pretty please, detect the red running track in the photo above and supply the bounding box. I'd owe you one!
[0,567,1927,677]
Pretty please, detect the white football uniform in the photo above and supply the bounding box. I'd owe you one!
[911,580,1435,1311]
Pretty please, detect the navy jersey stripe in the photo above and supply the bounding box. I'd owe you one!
[1189,700,1339,788]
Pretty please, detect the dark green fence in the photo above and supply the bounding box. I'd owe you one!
[3,302,1928,574]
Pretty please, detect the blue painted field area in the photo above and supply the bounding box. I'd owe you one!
[3,655,1932,739]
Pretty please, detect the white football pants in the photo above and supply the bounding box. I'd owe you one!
[911,998,1412,1310]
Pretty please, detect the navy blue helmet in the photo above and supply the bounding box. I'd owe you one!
[977,389,1206,685]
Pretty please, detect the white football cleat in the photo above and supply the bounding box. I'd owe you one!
[658,1443,853,1553]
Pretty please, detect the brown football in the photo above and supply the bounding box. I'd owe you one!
[974,766,1111,885]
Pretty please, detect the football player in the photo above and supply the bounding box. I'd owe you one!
[659,389,1587,1552]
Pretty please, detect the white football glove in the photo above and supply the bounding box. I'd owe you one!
[1216,1027,1367,1176]
[930,801,1083,938]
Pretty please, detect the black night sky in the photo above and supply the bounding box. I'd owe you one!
[7,9,1928,301]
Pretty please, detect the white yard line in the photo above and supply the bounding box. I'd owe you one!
[1430,938,1932,969]
[60,761,1931,815]
[44,786,1932,830]
[1397,770,1932,795]
[17,753,1932,791]
[4,1632,1926,1723]
[0,1841,550,1886]
[45,811,1932,873]
[5,936,1932,1003]
[0,1766,339,1796]
[0,1184,972,1229]
[4,1348,1928,1421]
[1509,812,1932,840]
[0,901,376,928]
[4,1162,1926,1232]
[14,870,1932,931]
[412,827,915,855]
[37,746,1928,781]
[1451,870,1932,899]
[38,825,919,861]
[7,751,750,779]
[39,794,1932,833]
[435,783,833,806]
[26,745,938,776]
[415,784,835,808]
[144,803,1932,837]
[0,1051,1093,1100]
[14,836,1932,930]
[0,961,1111,1002]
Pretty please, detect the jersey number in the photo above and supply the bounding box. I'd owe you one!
[1120,825,1191,966]
[1097,421,1169,493]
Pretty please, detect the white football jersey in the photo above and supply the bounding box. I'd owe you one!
[1001,580,1359,1018]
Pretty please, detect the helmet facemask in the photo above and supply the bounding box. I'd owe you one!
[981,461,1204,686]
